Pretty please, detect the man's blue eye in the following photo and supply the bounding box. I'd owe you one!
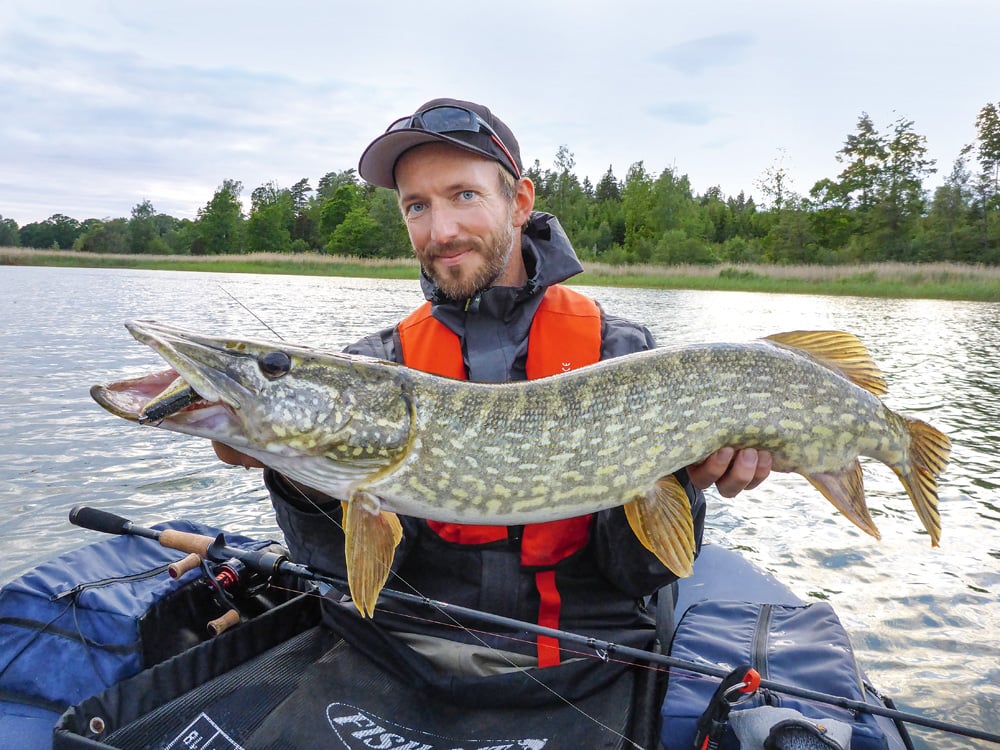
[460,191,476,200]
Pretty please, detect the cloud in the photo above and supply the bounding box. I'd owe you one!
[653,33,755,76]
[646,101,724,127]
[0,26,364,221]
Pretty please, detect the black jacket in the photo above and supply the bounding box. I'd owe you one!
[266,212,706,654]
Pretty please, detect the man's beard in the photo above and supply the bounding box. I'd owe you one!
[421,218,516,301]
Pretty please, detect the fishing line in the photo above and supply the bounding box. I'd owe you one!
[218,285,286,340]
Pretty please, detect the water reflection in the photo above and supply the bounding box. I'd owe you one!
[1,267,998,748]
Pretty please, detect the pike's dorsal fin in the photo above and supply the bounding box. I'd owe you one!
[764,331,888,396]
[343,495,403,617]
[803,460,881,540]
[624,475,696,578]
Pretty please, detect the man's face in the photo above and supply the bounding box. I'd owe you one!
[395,143,519,300]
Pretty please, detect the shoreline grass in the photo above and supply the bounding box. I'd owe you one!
[3,247,999,302]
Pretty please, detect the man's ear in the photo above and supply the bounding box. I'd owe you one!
[512,177,535,226]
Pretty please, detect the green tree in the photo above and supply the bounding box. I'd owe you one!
[819,113,935,261]
[836,113,887,213]
[725,191,760,241]
[594,166,621,203]
[550,146,581,222]
[246,181,294,253]
[317,169,359,200]
[621,162,657,261]
[159,217,194,255]
[129,199,160,253]
[650,167,704,252]
[874,117,935,259]
[807,179,857,260]
[0,215,19,246]
[524,159,553,209]
[319,184,361,245]
[194,180,244,254]
[579,166,625,257]
[19,214,82,249]
[760,203,819,264]
[74,218,130,253]
[755,150,800,212]
[289,178,317,248]
[367,187,411,258]
[974,102,1000,198]
[971,102,1000,257]
[922,156,977,261]
[327,206,381,256]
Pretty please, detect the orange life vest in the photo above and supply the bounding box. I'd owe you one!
[396,284,603,666]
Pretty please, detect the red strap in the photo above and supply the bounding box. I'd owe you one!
[397,287,604,667]
[534,570,562,667]
[520,516,592,567]
[425,521,507,545]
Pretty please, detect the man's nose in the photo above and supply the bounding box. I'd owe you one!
[429,205,460,243]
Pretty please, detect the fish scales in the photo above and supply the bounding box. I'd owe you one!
[376,341,904,523]
[91,322,950,615]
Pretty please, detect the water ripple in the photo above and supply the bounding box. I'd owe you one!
[2,268,998,748]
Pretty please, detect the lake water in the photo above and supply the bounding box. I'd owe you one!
[1,266,998,748]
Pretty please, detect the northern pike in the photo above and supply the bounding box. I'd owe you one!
[91,321,951,615]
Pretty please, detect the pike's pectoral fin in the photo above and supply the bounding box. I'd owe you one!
[343,494,403,617]
[804,460,881,540]
[624,475,696,578]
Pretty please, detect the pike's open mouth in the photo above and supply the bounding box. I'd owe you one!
[90,368,216,424]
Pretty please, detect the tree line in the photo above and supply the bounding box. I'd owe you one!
[3,103,1000,266]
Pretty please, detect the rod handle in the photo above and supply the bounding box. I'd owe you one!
[158,529,214,557]
[69,505,133,535]
[168,552,203,579]
[207,609,240,637]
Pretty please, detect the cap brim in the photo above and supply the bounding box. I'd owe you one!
[358,129,500,189]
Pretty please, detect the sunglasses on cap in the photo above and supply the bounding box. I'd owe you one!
[387,105,522,179]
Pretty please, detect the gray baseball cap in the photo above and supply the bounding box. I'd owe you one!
[358,98,523,189]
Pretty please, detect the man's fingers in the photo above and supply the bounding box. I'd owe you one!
[688,448,774,497]
[744,450,773,491]
[688,447,735,490]
[713,448,760,498]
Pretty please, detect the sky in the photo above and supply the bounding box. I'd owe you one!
[1,0,997,227]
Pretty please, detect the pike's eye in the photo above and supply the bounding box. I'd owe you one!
[259,350,292,379]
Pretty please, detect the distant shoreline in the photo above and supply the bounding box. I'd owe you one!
[3,247,999,302]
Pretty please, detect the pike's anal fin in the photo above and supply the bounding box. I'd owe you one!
[624,474,696,578]
[343,494,403,617]
[804,460,881,540]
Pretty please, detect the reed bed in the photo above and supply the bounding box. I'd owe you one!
[3,248,999,301]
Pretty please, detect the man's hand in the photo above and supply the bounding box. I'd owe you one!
[687,447,773,497]
[213,441,266,469]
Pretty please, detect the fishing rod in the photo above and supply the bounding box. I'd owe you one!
[68,505,1000,746]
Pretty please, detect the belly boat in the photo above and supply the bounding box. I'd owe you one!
[0,509,921,750]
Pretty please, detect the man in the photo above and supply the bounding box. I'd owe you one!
[214,98,771,671]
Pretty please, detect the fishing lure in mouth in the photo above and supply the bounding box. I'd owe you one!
[137,376,201,424]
